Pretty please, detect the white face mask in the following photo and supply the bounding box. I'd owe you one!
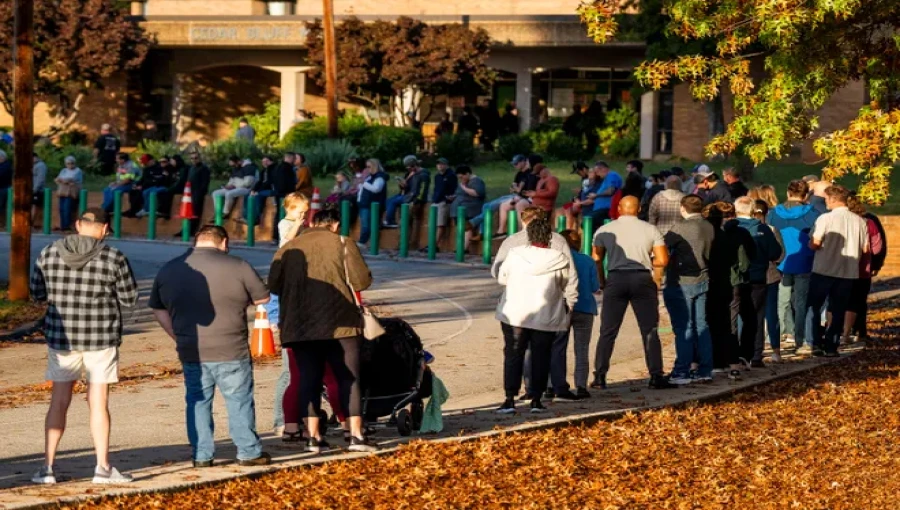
[645,180,653,190]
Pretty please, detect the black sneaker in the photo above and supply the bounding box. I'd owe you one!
[237,452,271,466]
[575,387,591,399]
[552,390,582,403]
[348,436,379,453]
[496,399,516,414]
[728,370,742,381]
[812,349,827,357]
[543,389,554,400]
[192,459,214,468]
[307,438,331,454]
[648,375,676,389]
[589,375,607,389]
[529,400,547,414]
[750,359,766,368]
[823,351,840,358]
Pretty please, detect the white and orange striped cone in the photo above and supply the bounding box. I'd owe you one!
[179,182,196,219]
[250,305,277,358]
[308,187,322,223]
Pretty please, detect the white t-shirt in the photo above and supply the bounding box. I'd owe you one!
[810,206,869,279]
[278,219,297,248]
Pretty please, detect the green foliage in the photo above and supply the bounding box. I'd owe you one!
[132,140,182,163]
[579,0,900,204]
[598,105,640,158]
[298,139,358,178]
[528,130,585,161]
[56,130,89,147]
[34,143,97,174]
[199,139,264,178]
[434,133,477,165]
[359,125,423,165]
[231,101,281,148]
[280,112,373,148]
[498,134,534,162]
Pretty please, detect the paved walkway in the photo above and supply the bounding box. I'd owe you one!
[0,234,865,509]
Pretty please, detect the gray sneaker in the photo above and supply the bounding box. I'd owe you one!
[795,344,813,355]
[31,465,56,485]
[92,465,134,484]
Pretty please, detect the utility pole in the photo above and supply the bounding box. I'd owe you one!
[9,0,34,301]
[322,0,339,138]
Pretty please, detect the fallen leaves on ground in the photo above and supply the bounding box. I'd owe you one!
[59,296,900,509]
[0,285,46,331]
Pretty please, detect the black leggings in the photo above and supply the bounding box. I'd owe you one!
[290,337,362,420]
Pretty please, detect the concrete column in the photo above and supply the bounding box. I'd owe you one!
[278,69,306,137]
[170,73,186,143]
[639,91,657,160]
[515,67,539,131]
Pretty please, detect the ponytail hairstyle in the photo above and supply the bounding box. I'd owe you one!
[526,210,552,247]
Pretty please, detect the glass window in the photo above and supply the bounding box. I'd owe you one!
[267,1,295,15]
[656,89,674,154]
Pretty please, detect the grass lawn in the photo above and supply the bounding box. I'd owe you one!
[0,284,45,331]
[80,159,899,215]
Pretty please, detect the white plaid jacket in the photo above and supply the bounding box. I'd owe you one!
[30,242,138,351]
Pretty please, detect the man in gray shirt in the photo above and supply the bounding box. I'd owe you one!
[592,196,673,390]
[662,194,715,384]
[150,226,271,468]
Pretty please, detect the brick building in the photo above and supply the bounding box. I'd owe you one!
[0,0,867,163]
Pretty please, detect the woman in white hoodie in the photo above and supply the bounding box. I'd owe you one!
[495,212,572,414]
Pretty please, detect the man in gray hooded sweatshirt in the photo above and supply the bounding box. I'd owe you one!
[30,207,138,485]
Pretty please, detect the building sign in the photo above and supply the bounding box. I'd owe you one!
[187,23,308,46]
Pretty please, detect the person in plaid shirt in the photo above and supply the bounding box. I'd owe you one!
[29,207,138,485]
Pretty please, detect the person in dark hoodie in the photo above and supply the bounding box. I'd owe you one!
[172,153,212,238]
[767,179,821,353]
[29,208,139,485]
[128,155,170,218]
[733,196,782,367]
[270,153,298,244]
[244,155,277,227]
[158,154,187,220]
[705,201,755,380]
[698,171,733,205]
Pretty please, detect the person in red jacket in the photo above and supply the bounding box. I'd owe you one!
[523,164,560,214]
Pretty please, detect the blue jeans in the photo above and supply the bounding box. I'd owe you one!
[102,183,132,212]
[766,282,781,350]
[384,194,407,225]
[59,196,76,230]
[246,190,276,225]
[359,206,372,244]
[273,348,291,428]
[779,273,812,347]
[470,194,515,230]
[663,281,713,378]
[182,359,262,462]
[141,186,168,212]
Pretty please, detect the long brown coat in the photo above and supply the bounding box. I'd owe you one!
[268,228,372,343]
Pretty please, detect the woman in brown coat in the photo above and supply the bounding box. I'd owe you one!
[268,209,377,453]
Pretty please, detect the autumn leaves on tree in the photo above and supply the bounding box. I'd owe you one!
[579,0,900,204]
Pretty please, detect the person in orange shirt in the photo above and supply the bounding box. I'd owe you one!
[294,153,314,198]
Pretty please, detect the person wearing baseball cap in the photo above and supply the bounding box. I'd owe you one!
[383,155,430,228]
[697,168,733,205]
[430,157,458,249]
[468,154,535,239]
[30,206,139,485]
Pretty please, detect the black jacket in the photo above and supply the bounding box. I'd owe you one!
[703,181,733,205]
[272,162,296,196]
[728,180,749,201]
[252,164,273,192]
[709,219,756,287]
[188,163,211,198]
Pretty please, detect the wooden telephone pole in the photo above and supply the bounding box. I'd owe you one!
[9,0,34,301]
[322,0,339,138]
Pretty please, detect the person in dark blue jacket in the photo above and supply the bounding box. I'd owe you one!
[734,196,782,366]
[431,158,458,247]
[357,159,388,247]
[767,179,821,353]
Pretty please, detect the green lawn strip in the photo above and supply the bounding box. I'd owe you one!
[0,284,45,332]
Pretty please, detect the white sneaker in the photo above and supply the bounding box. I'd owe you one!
[273,425,285,437]
[770,352,783,363]
[135,210,147,218]
[31,465,56,485]
[669,376,693,385]
[92,465,134,484]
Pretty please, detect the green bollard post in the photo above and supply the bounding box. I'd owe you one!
[43,188,52,235]
[427,204,438,260]
[182,218,190,243]
[147,192,157,240]
[582,216,593,256]
[246,195,256,247]
[482,209,493,265]
[278,197,286,220]
[78,189,88,216]
[340,200,351,237]
[556,215,566,233]
[214,195,224,227]
[507,209,517,236]
[455,206,466,262]
[6,187,14,233]
[113,190,122,239]
[369,202,381,255]
[398,203,410,258]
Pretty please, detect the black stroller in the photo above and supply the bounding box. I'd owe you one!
[358,318,433,436]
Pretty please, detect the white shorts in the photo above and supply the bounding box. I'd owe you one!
[46,347,119,383]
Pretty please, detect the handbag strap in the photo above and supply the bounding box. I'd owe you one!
[340,236,362,307]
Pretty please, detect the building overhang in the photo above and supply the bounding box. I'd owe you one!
[137,15,646,49]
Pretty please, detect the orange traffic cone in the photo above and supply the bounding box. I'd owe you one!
[179,182,196,219]
[308,187,322,223]
[250,305,277,357]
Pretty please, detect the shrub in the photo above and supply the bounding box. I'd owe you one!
[498,134,534,161]
[434,132,477,165]
[298,139,358,177]
[200,139,264,178]
[230,101,281,149]
[529,129,584,161]
[280,111,374,149]
[57,129,89,147]
[34,143,97,174]
[133,140,182,163]
[598,105,640,159]
[359,125,423,165]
